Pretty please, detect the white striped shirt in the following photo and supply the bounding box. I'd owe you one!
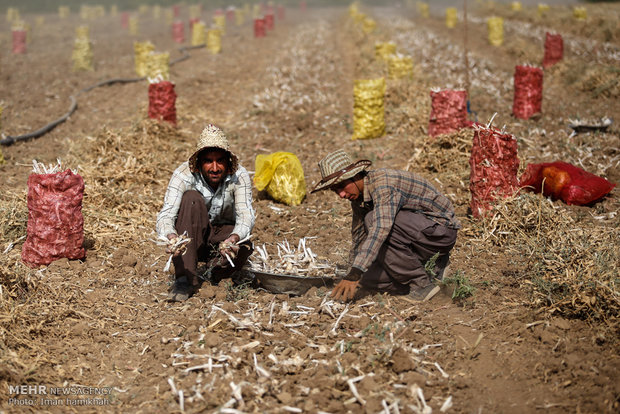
[156,162,255,240]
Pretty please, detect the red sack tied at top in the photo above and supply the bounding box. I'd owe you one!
[21,169,86,267]
[543,32,563,68]
[428,89,472,137]
[519,161,616,205]
[148,81,177,125]
[469,123,520,217]
[512,65,543,120]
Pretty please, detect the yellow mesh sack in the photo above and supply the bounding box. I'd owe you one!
[72,38,94,71]
[446,8,457,28]
[76,25,89,39]
[214,15,226,33]
[352,78,385,140]
[511,2,522,11]
[145,51,170,80]
[254,152,307,206]
[129,16,139,35]
[573,7,587,21]
[349,3,360,19]
[375,42,396,61]
[235,9,244,26]
[191,21,206,46]
[207,29,222,54]
[417,2,429,18]
[537,4,549,17]
[387,54,413,80]
[134,41,154,77]
[6,8,20,22]
[352,11,365,24]
[487,16,504,46]
[362,17,376,34]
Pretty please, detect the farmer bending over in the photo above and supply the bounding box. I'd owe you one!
[156,124,255,301]
[311,149,460,302]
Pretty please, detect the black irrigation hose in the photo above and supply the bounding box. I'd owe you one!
[0,96,78,146]
[0,44,206,147]
[77,77,145,95]
[171,44,203,66]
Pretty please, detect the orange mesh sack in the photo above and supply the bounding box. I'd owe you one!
[519,161,615,205]
[21,168,86,267]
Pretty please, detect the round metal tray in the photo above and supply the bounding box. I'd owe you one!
[252,270,334,296]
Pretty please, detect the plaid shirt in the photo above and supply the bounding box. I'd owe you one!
[156,162,255,240]
[350,168,461,272]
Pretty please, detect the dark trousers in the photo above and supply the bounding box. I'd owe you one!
[172,190,253,286]
[360,210,457,294]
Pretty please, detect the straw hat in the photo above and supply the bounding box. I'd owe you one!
[311,149,372,193]
[188,124,239,173]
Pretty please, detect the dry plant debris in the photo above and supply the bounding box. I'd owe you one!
[467,192,619,323]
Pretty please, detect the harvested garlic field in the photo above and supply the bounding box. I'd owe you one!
[0,1,618,413]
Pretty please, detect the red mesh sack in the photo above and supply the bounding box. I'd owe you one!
[148,81,177,125]
[121,12,129,29]
[254,18,266,38]
[21,170,86,267]
[265,14,275,30]
[428,89,471,137]
[172,5,180,18]
[543,32,563,68]
[519,161,616,205]
[12,30,26,54]
[277,5,285,20]
[469,124,520,217]
[172,21,185,44]
[226,8,235,22]
[512,65,543,120]
[300,1,307,12]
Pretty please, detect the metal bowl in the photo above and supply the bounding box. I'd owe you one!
[252,270,334,296]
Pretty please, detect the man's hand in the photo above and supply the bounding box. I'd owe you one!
[165,233,191,257]
[219,234,241,260]
[331,280,360,302]
[165,233,180,256]
[331,267,363,301]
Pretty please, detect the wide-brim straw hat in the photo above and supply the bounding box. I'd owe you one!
[188,124,239,174]
[311,149,372,193]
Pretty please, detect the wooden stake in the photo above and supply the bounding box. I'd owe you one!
[463,0,471,101]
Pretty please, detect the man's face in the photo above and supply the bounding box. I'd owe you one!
[199,149,230,188]
[331,178,361,201]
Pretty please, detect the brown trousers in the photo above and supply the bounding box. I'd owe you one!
[172,190,253,286]
[360,210,457,294]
